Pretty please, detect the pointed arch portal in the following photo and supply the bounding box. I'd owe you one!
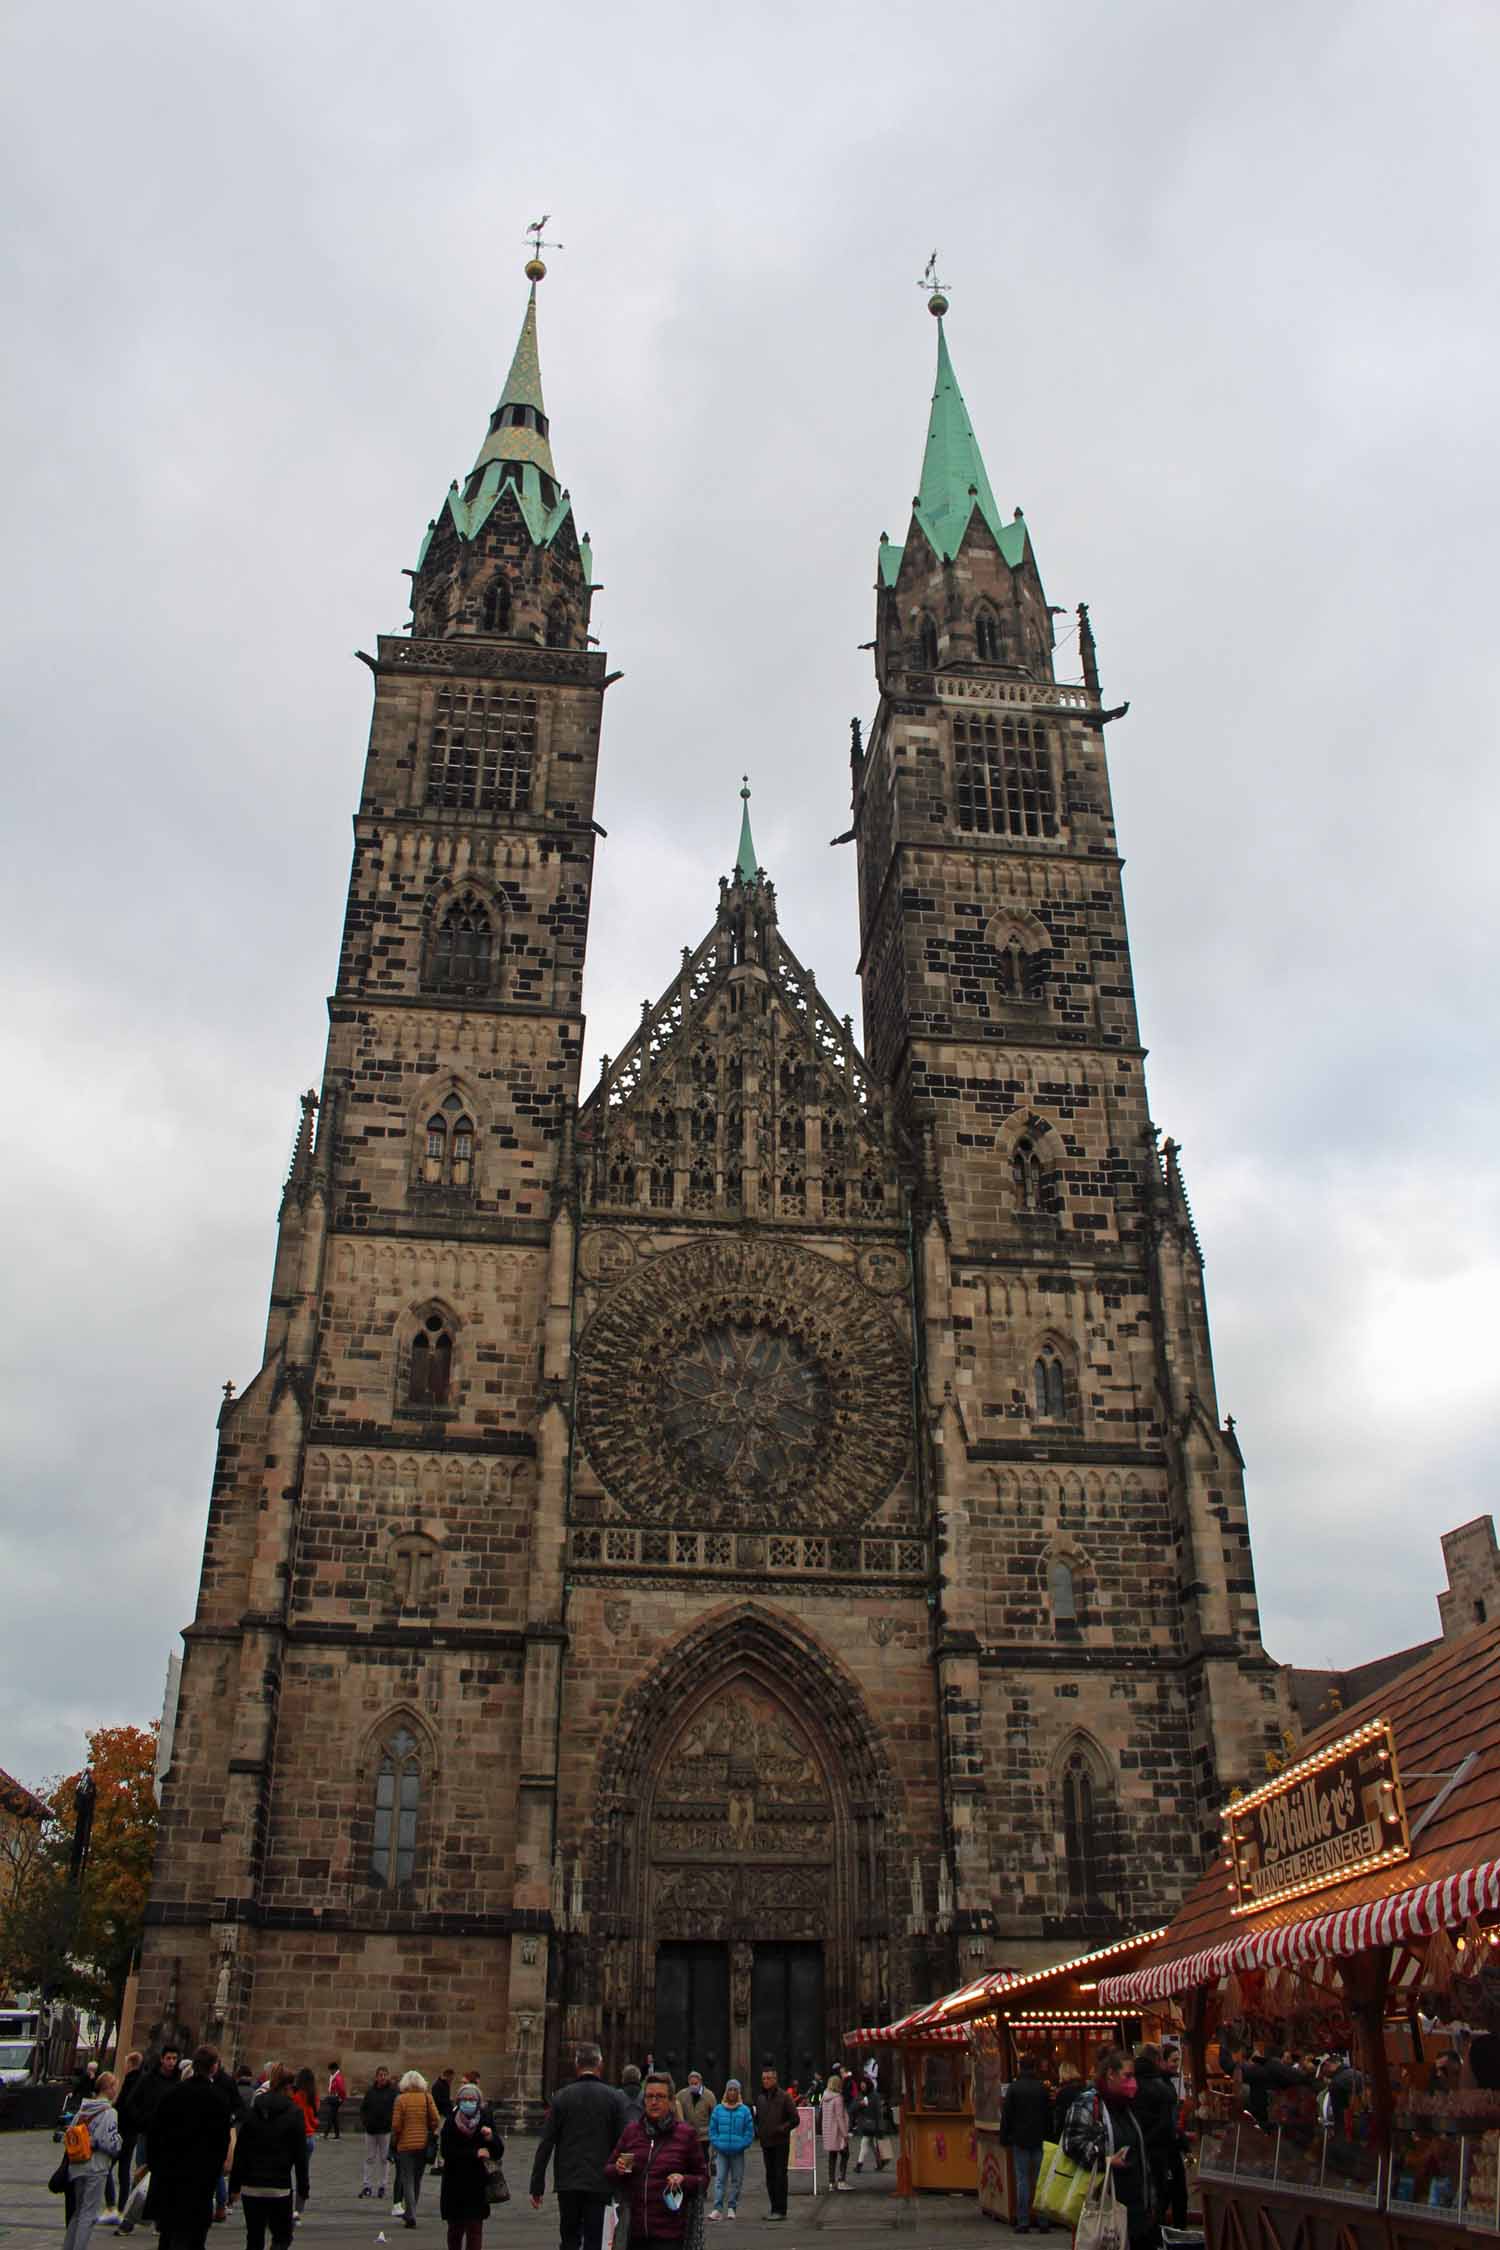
[575,1606,908,2086]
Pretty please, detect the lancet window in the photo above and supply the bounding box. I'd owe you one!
[1062,1750,1104,1908]
[1012,1136,1044,1211]
[408,1314,454,1408]
[1032,1348,1067,1422]
[430,895,496,994]
[422,1093,476,1186]
[369,1725,421,1890]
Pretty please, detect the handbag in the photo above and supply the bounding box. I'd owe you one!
[1074,2169,1129,2250]
[48,2153,72,2195]
[482,2154,511,2206]
[1034,2140,1094,2227]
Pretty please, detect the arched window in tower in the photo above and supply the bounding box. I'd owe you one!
[997,936,1042,1001]
[485,576,512,633]
[688,1157,714,1210]
[860,1166,884,1215]
[408,1314,453,1408]
[779,1111,805,1153]
[975,608,1000,662]
[1013,1136,1044,1211]
[392,1535,439,1609]
[545,604,568,648]
[1033,1349,1067,1422]
[431,896,495,994]
[649,1162,674,1210]
[369,1725,421,1889]
[1050,1558,1078,1625]
[422,1091,475,1187]
[780,1168,806,1216]
[918,615,939,669]
[1062,1752,1102,1907]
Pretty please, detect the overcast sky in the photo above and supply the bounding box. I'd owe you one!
[3,0,1497,1785]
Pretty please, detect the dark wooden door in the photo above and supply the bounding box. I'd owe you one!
[751,1942,824,2087]
[654,1943,730,2090]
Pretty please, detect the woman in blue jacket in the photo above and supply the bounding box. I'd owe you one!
[707,2081,756,2219]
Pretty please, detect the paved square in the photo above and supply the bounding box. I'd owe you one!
[0,2130,993,2250]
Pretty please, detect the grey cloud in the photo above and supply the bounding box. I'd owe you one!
[3,0,1498,1774]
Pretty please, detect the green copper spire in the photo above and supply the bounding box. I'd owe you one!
[417,266,584,573]
[471,283,558,482]
[880,308,1027,584]
[735,775,759,882]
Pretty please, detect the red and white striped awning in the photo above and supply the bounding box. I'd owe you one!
[844,2019,969,2046]
[1098,1856,1500,2005]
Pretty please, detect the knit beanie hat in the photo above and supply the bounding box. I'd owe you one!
[457,2082,481,2104]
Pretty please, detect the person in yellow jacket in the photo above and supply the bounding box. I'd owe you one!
[390,2072,441,2230]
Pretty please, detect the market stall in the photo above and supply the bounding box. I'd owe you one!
[1096,1620,1500,2249]
[844,2005,978,2192]
[917,1931,1171,2222]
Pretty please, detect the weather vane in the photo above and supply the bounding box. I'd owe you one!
[524,214,564,283]
[919,250,950,318]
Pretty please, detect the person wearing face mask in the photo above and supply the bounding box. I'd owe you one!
[675,2072,716,2146]
[439,2085,501,2250]
[607,2075,707,2250]
[1061,2050,1158,2249]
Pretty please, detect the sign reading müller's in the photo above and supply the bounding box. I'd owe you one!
[1225,1719,1410,1916]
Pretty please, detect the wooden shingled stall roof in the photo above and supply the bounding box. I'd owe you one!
[0,1763,52,1822]
[1122,1617,1500,1977]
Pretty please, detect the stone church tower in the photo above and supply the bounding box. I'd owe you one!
[139,270,1285,2098]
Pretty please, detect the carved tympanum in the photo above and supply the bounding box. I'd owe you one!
[576,1239,908,1527]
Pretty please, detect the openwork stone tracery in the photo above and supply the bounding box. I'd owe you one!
[576,1238,910,1527]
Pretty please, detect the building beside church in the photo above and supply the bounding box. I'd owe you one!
[139,264,1286,2099]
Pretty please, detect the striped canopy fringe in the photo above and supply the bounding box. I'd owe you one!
[1098,1856,1500,2006]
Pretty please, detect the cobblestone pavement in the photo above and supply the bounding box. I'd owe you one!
[0,2130,995,2250]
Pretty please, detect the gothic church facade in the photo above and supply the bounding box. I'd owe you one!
[139,269,1284,2098]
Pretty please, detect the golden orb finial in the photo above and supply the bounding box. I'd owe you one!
[919,251,950,320]
[523,215,562,286]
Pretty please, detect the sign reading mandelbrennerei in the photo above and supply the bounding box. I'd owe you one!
[1225,1719,1410,1916]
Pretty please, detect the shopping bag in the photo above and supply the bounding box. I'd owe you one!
[122,2170,153,2226]
[1034,2140,1094,2227]
[1073,2170,1128,2250]
[876,2135,896,2165]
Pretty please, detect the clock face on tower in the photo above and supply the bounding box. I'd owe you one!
[575,1238,910,1527]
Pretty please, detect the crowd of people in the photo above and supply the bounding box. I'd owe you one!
[55,2041,884,2250]
[526,2044,889,2247]
[994,2031,1373,2246]
[52,2047,504,2250]
[997,2040,1191,2245]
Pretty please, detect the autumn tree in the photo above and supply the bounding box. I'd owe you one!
[0,1725,158,2032]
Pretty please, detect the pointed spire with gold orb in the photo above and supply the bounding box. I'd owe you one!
[415,223,591,588]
